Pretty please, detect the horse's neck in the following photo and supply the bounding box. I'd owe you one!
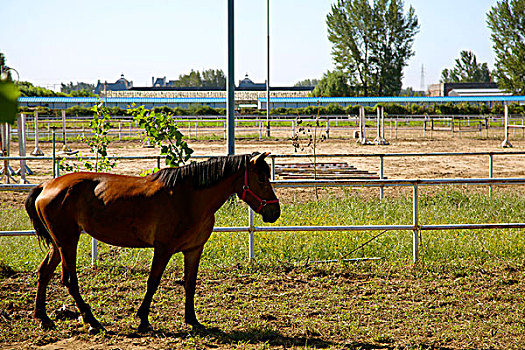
[194,170,241,214]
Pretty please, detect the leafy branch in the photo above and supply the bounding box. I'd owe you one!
[59,103,116,173]
[291,102,327,199]
[128,105,193,172]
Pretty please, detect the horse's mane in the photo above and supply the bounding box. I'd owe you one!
[149,154,252,189]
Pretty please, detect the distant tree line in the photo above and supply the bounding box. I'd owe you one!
[61,81,96,95]
[16,81,97,97]
[169,69,226,89]
[294,79,320,87]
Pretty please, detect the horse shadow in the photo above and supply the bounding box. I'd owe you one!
[123,326,401,349]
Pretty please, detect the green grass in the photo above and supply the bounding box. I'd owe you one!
[2,188,525,272]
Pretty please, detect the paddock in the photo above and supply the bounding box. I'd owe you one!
[1,127,525,349]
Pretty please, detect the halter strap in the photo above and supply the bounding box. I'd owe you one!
[241,166,279,213]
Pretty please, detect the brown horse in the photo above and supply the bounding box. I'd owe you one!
[24,152,280,333]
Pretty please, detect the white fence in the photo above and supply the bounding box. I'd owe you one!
[4,113,525,142]
[2,176,525,264]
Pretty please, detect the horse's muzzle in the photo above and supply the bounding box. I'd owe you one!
[261,204,281,223]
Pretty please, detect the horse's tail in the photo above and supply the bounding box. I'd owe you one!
[25,184,53,247]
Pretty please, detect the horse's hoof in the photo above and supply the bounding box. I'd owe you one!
[40,319,56,330]
[137,322,154,333]
[189,321,205,331]
[88,324,106,334]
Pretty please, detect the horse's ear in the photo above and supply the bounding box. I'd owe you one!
[250,152,270,165]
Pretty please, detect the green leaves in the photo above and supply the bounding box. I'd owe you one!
[312,70,354,97]
[59,103,116,173]
[487,0,525,94]
[326,0,419,96]
[440,51,491,83]
[0,80,20,124]
[129,105,193,169]
[83,104,116,172]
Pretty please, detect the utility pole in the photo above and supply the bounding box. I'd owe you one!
[420,64,425,93]
[226,0,235,155]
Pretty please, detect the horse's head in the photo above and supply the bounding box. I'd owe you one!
[238,152,281,223]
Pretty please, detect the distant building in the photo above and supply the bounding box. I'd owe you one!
[237,74,266,90]
[152,76,179,88]
[427,82,504,97]
[95,74,133,94]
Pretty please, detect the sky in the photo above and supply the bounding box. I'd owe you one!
[0,0,498,92]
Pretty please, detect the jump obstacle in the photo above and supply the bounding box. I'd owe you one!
[501,105,525,148]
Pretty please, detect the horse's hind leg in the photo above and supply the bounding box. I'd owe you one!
[34,244,61,329]
[59,235,105,333]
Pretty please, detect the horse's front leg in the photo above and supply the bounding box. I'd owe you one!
[183,245,204,328]
[137,245,173,332]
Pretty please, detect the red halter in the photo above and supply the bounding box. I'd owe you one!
[241,166,279,213]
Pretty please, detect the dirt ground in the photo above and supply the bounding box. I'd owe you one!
[2,127,525,207]
[2,126,525,181]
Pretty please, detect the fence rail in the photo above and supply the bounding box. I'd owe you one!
[2,176,525,264]
[4,151,525,198]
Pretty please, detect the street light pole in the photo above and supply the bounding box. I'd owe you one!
[226,0,235,155]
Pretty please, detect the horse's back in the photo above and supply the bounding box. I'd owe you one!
[35,172,167,247]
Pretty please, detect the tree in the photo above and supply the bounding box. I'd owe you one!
[1,52,20,124]
[16,81,67,97]
[440,51,491,83]
[171,69,226,89]
[61,81,95,94]
[294,79,320,87]
[312,70,353,97]
[326,0,419,96]
[487,0,525,94]
[201,69,226,89]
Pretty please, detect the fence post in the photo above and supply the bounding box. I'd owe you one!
[16,114,30,183]
[1,123,16,183]
[52,127,56,178]
[61,110,71,152]
[358,106,370,145]
[380,155,384,200]
[271,156,276,181]
[31,111,44,156]
[501,105,512,148]
[248,207,255,261]
[92,237,98,267]
[374,106,388,145]
[412,183,419,263]
[489,153,494,196]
